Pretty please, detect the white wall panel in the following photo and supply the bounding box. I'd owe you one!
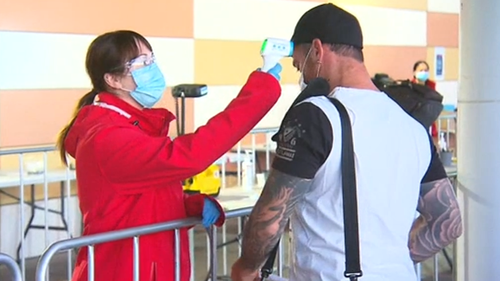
[0,31,194,90]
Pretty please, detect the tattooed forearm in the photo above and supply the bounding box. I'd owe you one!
[240,169,313,271]
[409,178,463,263]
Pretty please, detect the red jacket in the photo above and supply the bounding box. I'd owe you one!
[411,78,438,137]
[65,71,281,281]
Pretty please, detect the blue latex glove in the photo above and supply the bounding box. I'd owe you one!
[257,63,282,81]
[266,63,282,81]
[202,198,221,228]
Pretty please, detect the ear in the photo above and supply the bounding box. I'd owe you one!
[104,73,122,90]
[310,38,324,62]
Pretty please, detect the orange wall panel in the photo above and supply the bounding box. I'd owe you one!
[427,13,459,47]
[0,0,194,38]
[0,89,193,147]
[364,46,428,79]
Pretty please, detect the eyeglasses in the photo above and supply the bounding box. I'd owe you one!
[109,53,157,73]
[125,53,156,70]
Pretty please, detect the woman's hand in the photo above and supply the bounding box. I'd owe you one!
[257,63,283,81]
[202,198,221,228]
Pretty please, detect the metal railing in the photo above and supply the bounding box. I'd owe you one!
[35,208,253,281]
[31,201,459,281]
[0,146,77,281]
[227,127,279,188]
[0,253,22,281]
[436,113,457,152]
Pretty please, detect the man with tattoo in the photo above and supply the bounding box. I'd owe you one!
[231,3,462,281]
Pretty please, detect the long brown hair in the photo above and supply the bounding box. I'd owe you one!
[56,30,152,165]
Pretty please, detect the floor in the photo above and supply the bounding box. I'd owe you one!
[0,217,454,281]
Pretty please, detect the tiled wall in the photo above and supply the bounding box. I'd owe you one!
[0,0,460,258]
[0,0,459,148]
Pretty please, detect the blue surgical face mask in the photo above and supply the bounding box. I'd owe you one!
[126,62,167,108]
[416,71,429,82]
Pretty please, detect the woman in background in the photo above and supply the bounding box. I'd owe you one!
[57,30,282,281]
[412,60,438,140]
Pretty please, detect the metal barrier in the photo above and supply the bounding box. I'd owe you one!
[0,146,77,281]
[31,202,457,281]
[35,207,253,281]
[224,127,279,189]
[0,253,22,281]
[437,112,457,152]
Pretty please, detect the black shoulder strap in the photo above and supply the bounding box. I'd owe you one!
[260,240,279,280]
[259,97,363,281]
[329,98,363,281]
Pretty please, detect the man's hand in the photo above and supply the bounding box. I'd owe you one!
[231,258,261,281]
[409,177,463,263]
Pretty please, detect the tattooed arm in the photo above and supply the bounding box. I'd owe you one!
[408,177,463,263]
[239,169,314,270]
[231,100,333,279]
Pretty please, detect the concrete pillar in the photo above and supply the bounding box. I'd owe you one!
[456,0,500,280]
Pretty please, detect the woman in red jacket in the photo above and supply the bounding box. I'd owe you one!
[56,30,282,281]
[411,60,439,138]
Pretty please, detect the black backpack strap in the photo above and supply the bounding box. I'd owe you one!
[261,78,331,280]
[329,98,363,281]
[260,239,279,280]
[259,96,363,281]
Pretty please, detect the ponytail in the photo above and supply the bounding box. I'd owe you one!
[57,90,99,165]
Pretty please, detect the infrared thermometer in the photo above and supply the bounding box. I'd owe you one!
[260,38,294,72]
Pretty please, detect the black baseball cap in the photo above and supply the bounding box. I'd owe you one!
[291,3,363,50]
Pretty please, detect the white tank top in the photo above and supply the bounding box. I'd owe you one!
[288,87,431,281]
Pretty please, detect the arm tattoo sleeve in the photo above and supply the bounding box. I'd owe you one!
[240,169,313,271]
[409,177,463,263]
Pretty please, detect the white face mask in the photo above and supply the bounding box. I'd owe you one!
[299,74,307,91]
[298,46,317,91]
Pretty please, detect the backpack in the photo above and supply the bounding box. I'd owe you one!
[372,73,444,129]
